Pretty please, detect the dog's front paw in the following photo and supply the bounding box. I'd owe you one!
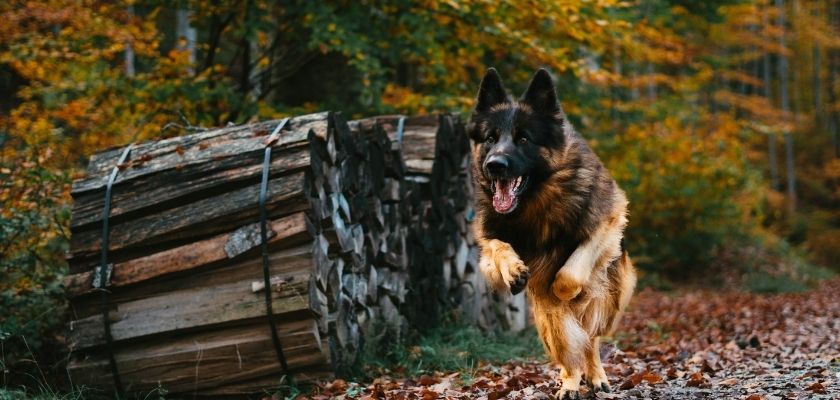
[497,249,529,295]
[551,275,582,301]
[487,240,530,295]
[506,259,530,295]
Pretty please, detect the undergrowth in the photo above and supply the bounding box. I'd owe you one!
[360,322,544,382]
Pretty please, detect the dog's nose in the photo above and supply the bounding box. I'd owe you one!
[485,155,509,175]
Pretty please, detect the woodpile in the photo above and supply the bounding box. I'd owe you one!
[352,115,528,332]
[64,111,527,396]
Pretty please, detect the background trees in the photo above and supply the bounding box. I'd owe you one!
[1,0,838,386]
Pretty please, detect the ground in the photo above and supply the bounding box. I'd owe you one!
[306,277,840,399]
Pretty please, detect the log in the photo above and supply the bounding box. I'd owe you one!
[70,146,310,231]
[63,212,309,298]
[67,320,327,394]
[69,171,308,263]
[73,113,329,195]
[67,245,315,351]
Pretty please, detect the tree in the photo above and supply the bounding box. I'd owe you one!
[777,0,797,213]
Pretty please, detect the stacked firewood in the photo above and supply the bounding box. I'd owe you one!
[64,111,527,396]
[351,115,529,332]
[65,112,389,395]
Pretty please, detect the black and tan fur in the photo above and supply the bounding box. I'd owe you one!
[469,68,636,399]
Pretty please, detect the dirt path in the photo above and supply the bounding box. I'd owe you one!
[308,278,840,399]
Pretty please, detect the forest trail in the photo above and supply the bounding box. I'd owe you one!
[309,277,839,399]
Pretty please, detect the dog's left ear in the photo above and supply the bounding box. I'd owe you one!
[475,68,509,114]
[521,68,562,117]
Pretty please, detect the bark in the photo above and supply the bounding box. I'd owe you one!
[176,8,197,72]
[124,5,135,77]
[763,6,780,190]
[764,52,780,190]
[777,0,797,212]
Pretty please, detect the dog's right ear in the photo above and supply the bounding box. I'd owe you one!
[474,68,509,114]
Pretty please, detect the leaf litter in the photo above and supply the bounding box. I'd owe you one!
[299,278,840,399]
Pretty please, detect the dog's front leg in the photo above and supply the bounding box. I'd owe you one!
[553,220,624,301]
[552,241,597,301]
[478,238,530,295]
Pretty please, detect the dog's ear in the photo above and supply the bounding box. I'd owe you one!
[521,68,562,116]
[474,68,509,114]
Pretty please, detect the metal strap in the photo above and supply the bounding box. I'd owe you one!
[396,116,406,143]
[259,118,293,381]
[99,143,134,398]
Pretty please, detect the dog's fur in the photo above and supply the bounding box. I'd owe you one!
[469,68,637,399]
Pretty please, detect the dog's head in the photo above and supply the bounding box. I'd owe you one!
[468,68,567,215]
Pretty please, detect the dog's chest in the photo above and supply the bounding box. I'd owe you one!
[485,217,578,268]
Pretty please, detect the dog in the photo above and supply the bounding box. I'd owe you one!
[468,68,637,399]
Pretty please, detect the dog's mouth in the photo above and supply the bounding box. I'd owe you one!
[490,176,529,214]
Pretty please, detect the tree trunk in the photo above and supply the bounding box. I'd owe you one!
[644,0,656,100]
[831,51,840,158]
[813,46,822,128]
[611,44,622,133]
[764,52,780,190]
[176,8,197,72]
[828,1,840,158]
[777,0,796,213]
[124,5,135,77]
[763,6,780,190]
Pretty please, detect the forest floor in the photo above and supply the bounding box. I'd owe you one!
[307,277,840,399]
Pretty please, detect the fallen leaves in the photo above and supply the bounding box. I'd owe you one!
[619,370,664,389]
[806,381,827,394]
[685,371,707,387]
[302,277,840,399]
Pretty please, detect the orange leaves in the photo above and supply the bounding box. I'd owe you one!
[619,370,665,389]
[685,371,707,387]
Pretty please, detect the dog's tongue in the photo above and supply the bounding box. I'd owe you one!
[493,179,516,213]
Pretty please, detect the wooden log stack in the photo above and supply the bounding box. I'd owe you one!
[65,111,528,396]
[64,112,411,396]
[351,115,529,333]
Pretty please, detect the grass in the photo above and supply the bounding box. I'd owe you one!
[0,387,85,400]
[360,322,545,381]
[742,239,836,294]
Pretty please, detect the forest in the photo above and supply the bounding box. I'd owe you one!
[1,0,838,398]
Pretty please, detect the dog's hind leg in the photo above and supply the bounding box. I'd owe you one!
[533,305,589,399]
[585,336,611,393]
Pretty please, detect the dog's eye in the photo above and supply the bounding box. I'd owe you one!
[518,137,528,145]
[486,136,496,144]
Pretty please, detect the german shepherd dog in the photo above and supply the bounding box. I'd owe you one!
[469,68,637,399]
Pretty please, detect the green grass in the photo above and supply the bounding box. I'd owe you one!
[361,323,545,381]
[0,387,85,400]
[743,239,835,294]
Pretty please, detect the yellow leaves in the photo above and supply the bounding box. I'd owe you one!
[381,84,428,115]
[257,31,269,47]
[823,159,840,180]
[444,0,460,11]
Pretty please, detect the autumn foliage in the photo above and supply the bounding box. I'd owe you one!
[0,0,838,391]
